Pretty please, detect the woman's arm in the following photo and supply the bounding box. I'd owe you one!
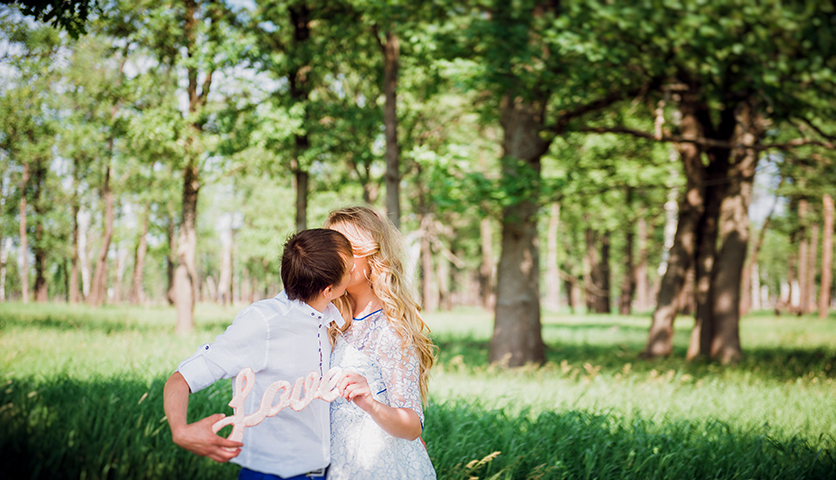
[340,371,423,440]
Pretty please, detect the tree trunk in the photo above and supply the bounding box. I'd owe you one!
[293,160,308,232]
[643,95,705,358]
[820,194,833,319]
[489,94,547,367]
[635,216,649,311]
[166,207,176,305]
[69,158,81,303]
[479,217,495,310]
[807,223,819,313]
[174,158,199,334]
[420,214,436,312]
[88,164,114,306]
[19,162,29,303]
[797,199,809,315]
[585,228,611,313]
[0,238,9,301]
[545,202,561,312]
[382,30,401,228]
[619,192,635,315]
[130,203,150,304]
[31,157,48,302]
[217,219,233,305]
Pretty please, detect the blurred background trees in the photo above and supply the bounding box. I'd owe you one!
[1,0,834,365]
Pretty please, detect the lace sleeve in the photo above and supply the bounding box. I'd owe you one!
[372,322,424,424]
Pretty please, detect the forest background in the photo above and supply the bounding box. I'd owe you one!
[2,0,835,364]
[2,1,836,478]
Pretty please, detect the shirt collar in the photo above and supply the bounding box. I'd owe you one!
[276,290,346,328]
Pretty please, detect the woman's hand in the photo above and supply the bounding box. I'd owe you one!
[339,371,377,413]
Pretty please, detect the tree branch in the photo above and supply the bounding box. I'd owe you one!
[575,125,836,151]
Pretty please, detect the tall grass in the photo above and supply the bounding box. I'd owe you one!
[1,302,835,479]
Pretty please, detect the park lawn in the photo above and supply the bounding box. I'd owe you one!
[1,302,835,479]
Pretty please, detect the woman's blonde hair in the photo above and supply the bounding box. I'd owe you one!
[324,206,436,403]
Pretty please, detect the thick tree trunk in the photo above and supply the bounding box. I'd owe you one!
[382,30,401,228]
[820,194,833,319]
[289,4,311,233]
[797,199,809,315]
[545,202,561,312]
[706,105,760,364]
[489,94,547,367]
[88,164,114,306]
[19,163,29,303]
[129,203,150,304]
[479,217,495,310]
[643,95,705,358]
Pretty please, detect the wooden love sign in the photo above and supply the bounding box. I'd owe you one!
[212,367,344,443]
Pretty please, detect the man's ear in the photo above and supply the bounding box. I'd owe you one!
[322,285,334,300]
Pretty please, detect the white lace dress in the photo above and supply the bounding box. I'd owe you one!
[328,310,436,480]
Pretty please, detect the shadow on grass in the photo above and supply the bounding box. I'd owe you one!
[2,375,833,480]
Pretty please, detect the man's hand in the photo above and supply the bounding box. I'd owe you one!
[171,413,243,463]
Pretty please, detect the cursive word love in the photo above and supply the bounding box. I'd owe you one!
[212,367,344,443]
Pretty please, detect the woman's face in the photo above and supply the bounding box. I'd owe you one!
[329,224,372,293]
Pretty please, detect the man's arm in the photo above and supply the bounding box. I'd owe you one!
[163,371,243,462]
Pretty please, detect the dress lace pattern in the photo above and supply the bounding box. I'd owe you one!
[328,310,436,479]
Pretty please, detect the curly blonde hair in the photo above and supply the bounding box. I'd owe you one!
[324,206,437,403]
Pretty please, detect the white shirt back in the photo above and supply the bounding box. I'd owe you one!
[177,291,344,477]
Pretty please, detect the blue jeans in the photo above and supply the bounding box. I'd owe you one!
[239,467,324,480]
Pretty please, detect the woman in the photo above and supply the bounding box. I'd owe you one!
[324,206,437,479]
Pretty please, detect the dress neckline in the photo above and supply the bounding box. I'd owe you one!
[353,309,382,321]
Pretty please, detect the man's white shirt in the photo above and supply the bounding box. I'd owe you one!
[177,291,345,478]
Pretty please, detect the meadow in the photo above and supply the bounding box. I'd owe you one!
[1,302,834,479]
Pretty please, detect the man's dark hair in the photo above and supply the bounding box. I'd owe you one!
[281,229,352,303]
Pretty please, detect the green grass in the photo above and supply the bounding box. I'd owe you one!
[1,302,835,479]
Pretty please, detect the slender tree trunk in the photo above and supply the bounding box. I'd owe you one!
[820,194,833,319]
[798,199,809,315]
[0,239,8,302]
[69,165,80,304]
[635,216,649,311]
[546,202,561,311]
[619,192,635,315]
[643,95,705,358]
[289,4,311,232]
[80,211,91,299]
[32,158,47,302]
[489,94,547,366]
[19,162,29,303]
[217,219,233,305]
[174,158,199,334]
[420,214,436,312]
[382,30,401,228]
[479,217,495,310]
[88,163,114,306]
[130,203,150,304]
[807,223,819,313]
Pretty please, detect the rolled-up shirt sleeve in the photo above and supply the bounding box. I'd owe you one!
[176,305,269,394]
